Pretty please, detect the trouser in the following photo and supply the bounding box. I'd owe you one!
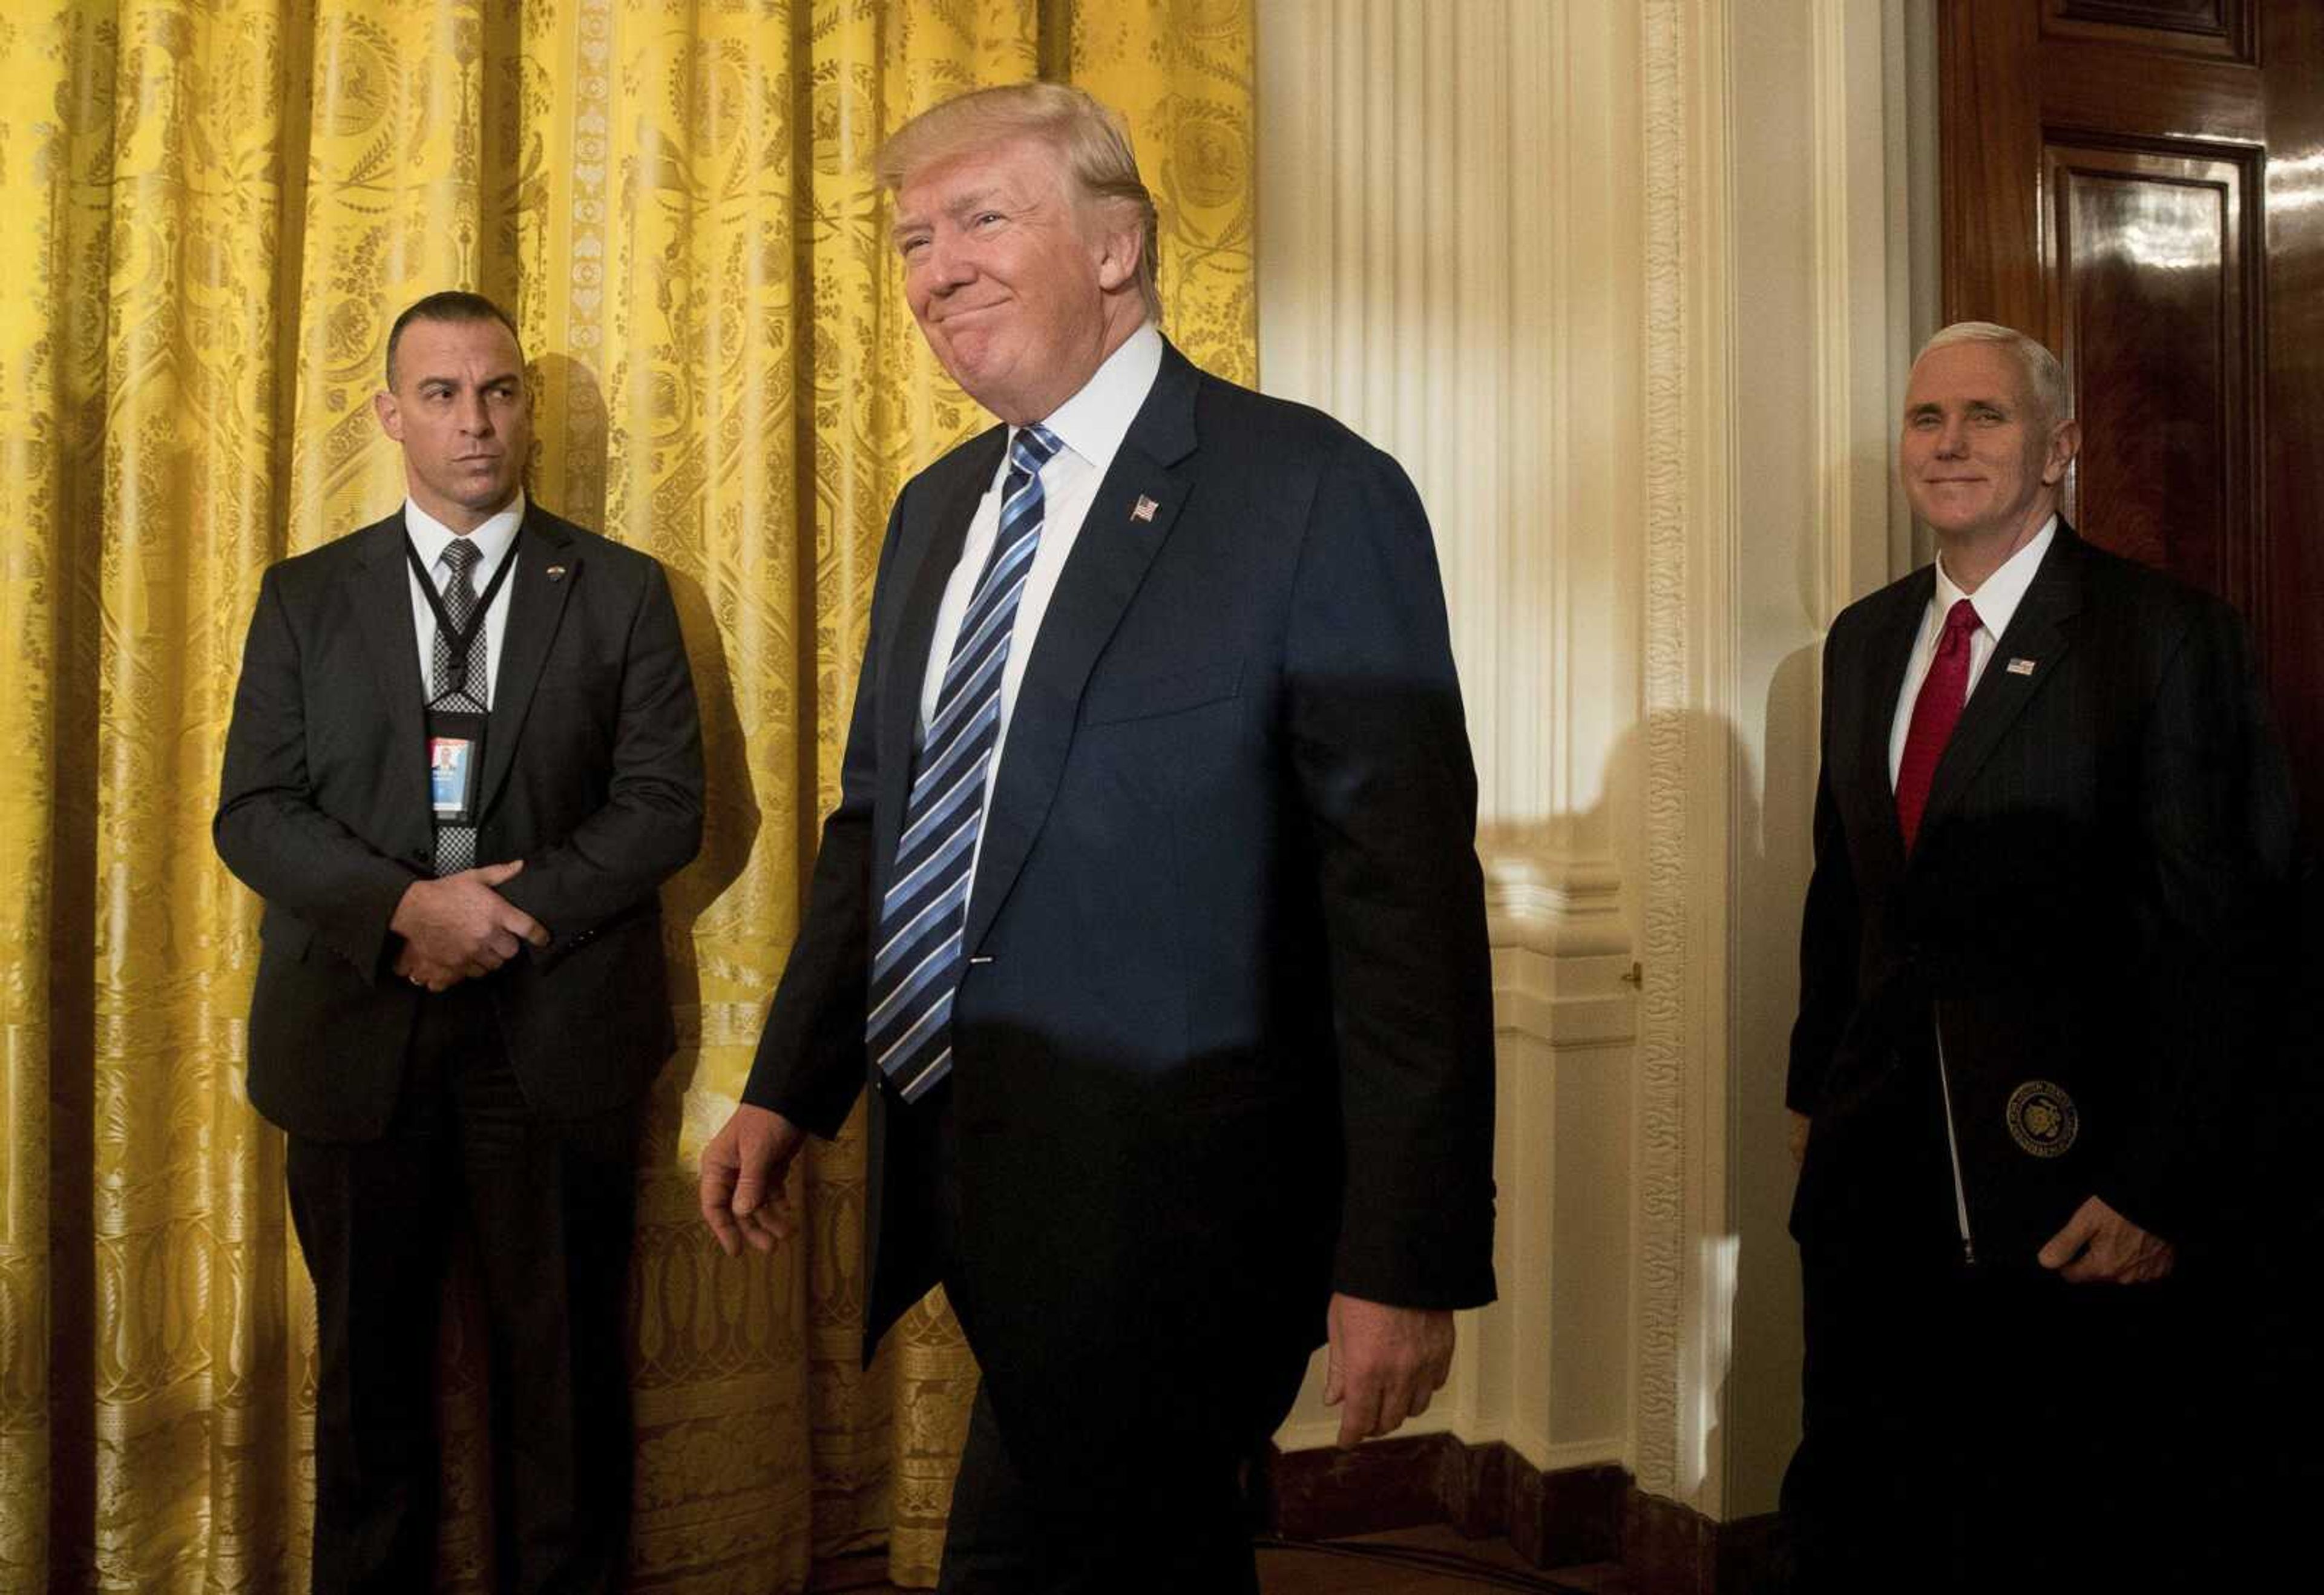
[1782,1252,2204,1595]
[898,1079,1270,1595]
[286,983,643,1595]
[937,1386,1262,1595]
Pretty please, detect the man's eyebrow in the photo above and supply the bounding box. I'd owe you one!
[1905,396,2011,415]
[412,370,522,389]
[942,186,1005,218]
[892,186,1013,246]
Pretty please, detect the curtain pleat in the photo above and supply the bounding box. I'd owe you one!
[0,2,1254,1590]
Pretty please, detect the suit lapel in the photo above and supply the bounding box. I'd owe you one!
[1855,571,1931,868]
[1916,522,2085,842]
[874,429,1006,884]
[476,505,577,816]
[962,344,1201,955]
[346,514,432,843]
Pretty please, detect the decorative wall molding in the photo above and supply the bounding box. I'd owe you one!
[1635,0,1692,1507]
[1633,0,1735,1510]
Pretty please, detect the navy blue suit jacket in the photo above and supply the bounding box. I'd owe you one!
[744,342,1497,1468]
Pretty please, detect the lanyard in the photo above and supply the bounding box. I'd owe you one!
[405,531,520,699]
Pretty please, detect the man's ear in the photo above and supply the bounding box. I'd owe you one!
[2042,416,2082,485]
[373,389,403,441]
[1092,209,1144,295]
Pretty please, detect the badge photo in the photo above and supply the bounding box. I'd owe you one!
[426,709,488,826]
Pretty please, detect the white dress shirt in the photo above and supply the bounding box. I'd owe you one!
[915,321,1164,878]
[405,493,524,708]
[1887,514,2056,788]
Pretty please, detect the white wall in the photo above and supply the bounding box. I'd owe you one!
[1255,0,1933,1521]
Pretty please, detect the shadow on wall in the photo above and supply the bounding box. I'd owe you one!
[1718,643,1818,1518]
[527,350,763,1186]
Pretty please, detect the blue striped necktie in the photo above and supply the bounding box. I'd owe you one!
[865,423,1063,1102]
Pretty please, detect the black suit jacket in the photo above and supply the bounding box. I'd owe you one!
[744,342,1497,1468]
[215,502,704,1142]
[1789,522,2293,1267]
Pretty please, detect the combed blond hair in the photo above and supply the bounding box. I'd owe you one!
[876,82,1163,327]
[1917,321,2073,428]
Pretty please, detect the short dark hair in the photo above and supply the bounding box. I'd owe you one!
[384,291,523,389]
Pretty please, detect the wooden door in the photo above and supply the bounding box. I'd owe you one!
[1940,0,2324,844]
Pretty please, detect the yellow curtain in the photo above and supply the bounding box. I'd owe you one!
[0,1,1254,1589]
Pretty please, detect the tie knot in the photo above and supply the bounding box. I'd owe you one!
[1010,424,1063,475]
[442,538,481,576]
[1942,597,1981,638]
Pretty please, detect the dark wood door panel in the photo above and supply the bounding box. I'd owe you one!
[2044,0,2254,62]
[1943,0,2321,841]
[2046,145,2257,605]
[2038,48,2263,143]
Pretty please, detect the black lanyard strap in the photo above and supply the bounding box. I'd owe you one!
[406,529,520,696]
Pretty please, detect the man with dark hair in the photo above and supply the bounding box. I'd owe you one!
[699,83,1497,1594]
[1781,321,2294,1591]
[383,288,522,389]
[217,291,703,1593]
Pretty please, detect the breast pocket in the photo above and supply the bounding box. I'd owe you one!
[1080,659,1243,726]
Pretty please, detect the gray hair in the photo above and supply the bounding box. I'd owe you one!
[875,82,1163,328]
[1915,321,2072,427]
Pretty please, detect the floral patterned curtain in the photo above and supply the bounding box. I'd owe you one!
[0,1,1254,1588]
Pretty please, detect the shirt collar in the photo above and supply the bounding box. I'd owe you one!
[1023,321,1164,476]
[404,490,526,576]
[1934,512,2056,638]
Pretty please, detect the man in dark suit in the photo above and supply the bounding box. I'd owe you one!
[697,84,1495,1592]
[215,291,703,1594]
[1781,321,2293,1592]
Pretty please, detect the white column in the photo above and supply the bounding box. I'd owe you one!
[1253,0,1918,1522]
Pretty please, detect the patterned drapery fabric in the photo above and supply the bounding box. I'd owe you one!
[0,2,1253,1589]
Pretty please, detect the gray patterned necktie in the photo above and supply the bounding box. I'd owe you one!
[864,424,1063,1102]
[431,538,487,874]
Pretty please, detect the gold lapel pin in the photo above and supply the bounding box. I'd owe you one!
[1131,495,1158,523]
[2006,657,2036,676]
[547,564,568,582]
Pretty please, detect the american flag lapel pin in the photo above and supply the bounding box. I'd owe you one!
[1131,495,1158,523]
[2006,656,2036,676]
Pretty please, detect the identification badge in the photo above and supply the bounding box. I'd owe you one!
[425,709,488,825]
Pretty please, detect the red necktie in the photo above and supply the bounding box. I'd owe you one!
[1895,598,1980,852]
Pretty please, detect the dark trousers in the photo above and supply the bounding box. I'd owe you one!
[1782,1252,2205,1595]
[937,1387,1261,1595]
[286,984,642,1595]
[898,1082,1267,1595]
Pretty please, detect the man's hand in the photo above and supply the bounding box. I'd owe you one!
[1788,1110,1811,1169]
[2038,1195,2176,1284]
[391,941,467,993]
[389,861,549,980]
[1321,1293,1454,1449]
[698,1103,807,1257]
